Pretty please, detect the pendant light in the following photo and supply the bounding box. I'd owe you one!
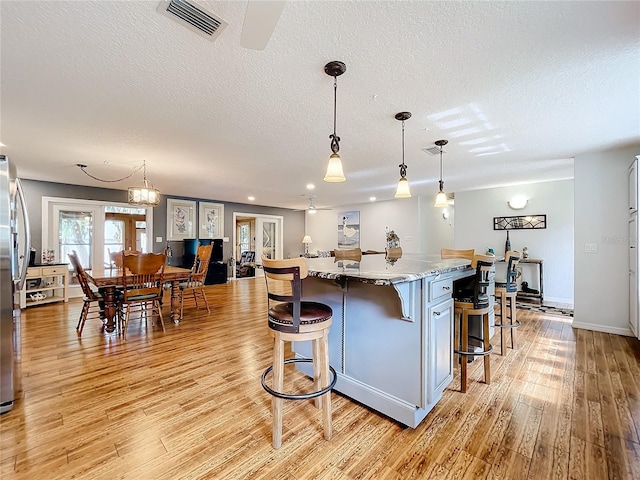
[323,61,346,182]
[128,159,160,207]
[394,112,412,198]
[434,139,448,207]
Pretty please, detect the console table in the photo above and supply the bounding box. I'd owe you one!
[517,258,543,304]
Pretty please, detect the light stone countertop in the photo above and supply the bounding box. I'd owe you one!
[305,253,472,286]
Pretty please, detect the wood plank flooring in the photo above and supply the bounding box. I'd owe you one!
[1,278,639,479]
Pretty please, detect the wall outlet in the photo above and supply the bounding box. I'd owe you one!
[155,236,163,243]
[223,237,230,242]
[584,243,597,253]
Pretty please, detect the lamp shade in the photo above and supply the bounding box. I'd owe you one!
[434,191,448,208]
[395,177,411,198]
[301,235,312,244]
[324,153,346,182]
[128,181,160,207]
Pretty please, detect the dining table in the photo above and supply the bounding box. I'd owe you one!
[87,264,193,333]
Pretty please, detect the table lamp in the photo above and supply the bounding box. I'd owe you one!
[302,235,312,255]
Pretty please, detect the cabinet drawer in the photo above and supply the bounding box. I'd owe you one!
[26,267,42,277]
[430,278,453,302]
[42,266,66,275]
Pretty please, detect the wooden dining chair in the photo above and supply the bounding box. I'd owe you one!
[109,249,140,268]
[68,251,107,335]
[179,244,213,319]
[120,251,167,341]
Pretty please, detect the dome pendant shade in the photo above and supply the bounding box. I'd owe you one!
[324,153,346,182]
[434,188,448,208]
[395,177,411,198]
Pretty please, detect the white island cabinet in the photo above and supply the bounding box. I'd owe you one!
[294,254,473,428]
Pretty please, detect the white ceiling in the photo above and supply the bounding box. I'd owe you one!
[1,1,638,211]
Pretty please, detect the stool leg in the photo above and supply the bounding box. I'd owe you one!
[272,336,285,449]
[510,295,517,349]
[461,310,469,393]
[482,312,491,385]
[500,293,507,356]
[320,330,332,441]
[312,337,322,409]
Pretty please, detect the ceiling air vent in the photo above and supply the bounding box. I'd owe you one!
[157,0,228,42]
[422,146,443,156]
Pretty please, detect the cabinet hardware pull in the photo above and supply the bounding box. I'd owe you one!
[443,285,450,290]
[433,311,441,316]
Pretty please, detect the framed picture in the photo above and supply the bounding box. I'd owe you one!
[338,211,360,248]
[199,202,224,239]
[166,199,196,241]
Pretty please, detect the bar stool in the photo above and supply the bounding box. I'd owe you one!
[260,256,337,449]
[494,250,522,355]
[453,253,496,393]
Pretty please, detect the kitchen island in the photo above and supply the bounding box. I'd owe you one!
[294,254,474,428]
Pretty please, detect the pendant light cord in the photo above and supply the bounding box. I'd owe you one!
[439,145,444,191]
[77,163,144,183]
[399,119,407,178]
[330,76,340,154]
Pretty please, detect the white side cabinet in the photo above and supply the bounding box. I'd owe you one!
[20,264,69,308]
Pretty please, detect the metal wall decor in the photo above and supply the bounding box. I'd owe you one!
[493,214,547,230]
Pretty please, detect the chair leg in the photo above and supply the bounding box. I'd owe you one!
[482,312,491,385]
[155,300,165,332]
[179,290,185,321]
[461,310,469,393]
[272,336,285,449]
[122,307,131,341]
[320,330,332,441]
[77,301,89,334]
[200,288,210,313]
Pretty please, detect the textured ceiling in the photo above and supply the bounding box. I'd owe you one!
[1,1,638,210]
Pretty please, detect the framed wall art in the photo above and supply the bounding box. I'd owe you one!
[493,214,546,230]
[166,199,196,241]
[199,202,224,239]
[338,211,360,248]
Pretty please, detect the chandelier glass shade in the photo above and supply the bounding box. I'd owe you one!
[128,160,160,207]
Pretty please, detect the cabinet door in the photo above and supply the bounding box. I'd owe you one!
[629,159,638,213]
[630,271,639,338]
[427,298,454,404]
[630,216,637,275]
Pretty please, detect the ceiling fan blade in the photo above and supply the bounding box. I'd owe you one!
[240,0,286,50]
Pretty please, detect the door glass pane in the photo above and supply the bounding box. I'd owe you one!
[104,219,125,266]
[59,211,93,269]
[262,221,276,259]
[239,224,250,253]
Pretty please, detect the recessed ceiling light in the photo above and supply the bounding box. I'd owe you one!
[248,196,255,201]
[306,183,315,190]
[369,196,376,201]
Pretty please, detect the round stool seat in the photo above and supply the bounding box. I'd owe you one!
[454,293,489,308]
[268,302,333,332]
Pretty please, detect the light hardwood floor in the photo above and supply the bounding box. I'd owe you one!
[1,278,639,479]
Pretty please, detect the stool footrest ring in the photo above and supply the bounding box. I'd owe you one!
[454,344,493,357]
[261,358,338,400]
[494,321,521,329]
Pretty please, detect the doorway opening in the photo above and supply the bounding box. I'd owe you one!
[232,212,283,280]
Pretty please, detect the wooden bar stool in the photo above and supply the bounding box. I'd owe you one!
[494,250,522,355]
[452,253,496,393]
[260,256,337,449]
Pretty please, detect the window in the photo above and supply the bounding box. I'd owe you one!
[43,197,153,274]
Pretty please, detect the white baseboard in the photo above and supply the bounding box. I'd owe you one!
[571,321,634,337]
